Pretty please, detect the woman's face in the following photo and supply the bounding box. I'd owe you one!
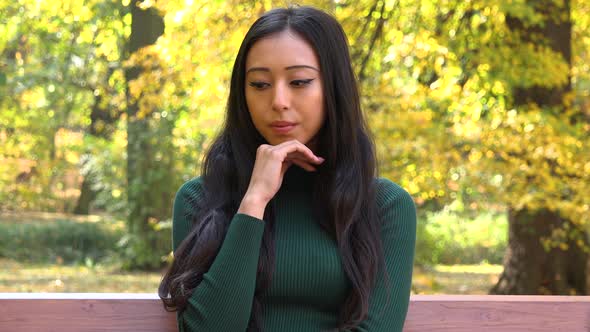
[245,30,326,151]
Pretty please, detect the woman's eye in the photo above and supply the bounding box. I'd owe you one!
[249,81,270,89]
[291,79,315,87]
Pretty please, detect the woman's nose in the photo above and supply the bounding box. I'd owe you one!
[271,83,290,111]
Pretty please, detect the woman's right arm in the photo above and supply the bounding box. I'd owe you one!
[173,140,324,331]
[172,179,266,332]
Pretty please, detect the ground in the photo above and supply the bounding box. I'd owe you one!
[0,258,500,294]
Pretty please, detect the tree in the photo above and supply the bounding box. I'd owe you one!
[74,1,128,215]
[123,0,175,269]
[334,0,590,292]
[0,0,120,212]
[490,0,588,295]
[2,0,588,273]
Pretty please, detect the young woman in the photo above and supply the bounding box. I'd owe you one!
[159,6,416,332]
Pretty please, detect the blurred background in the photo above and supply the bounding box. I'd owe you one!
[0,0,588,295]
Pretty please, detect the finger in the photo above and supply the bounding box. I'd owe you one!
[290,158,317,172]
[276,140,319,161]
[286,156,323,169]
[277,140,324,164]
[287,152,325,165]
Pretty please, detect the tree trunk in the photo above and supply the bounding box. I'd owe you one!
[73,175,96,215]
[125,0,164,234]
[491,0,588,295]
[123,1,165,269]
[74,74,122,214]
[491,208,587,294]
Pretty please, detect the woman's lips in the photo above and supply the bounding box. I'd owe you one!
[271,121,297,134]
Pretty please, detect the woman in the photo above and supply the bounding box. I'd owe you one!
[159,6,416,332]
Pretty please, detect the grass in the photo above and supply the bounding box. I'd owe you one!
[412,264,502,294]
[0,258,501,294]
[0,211,114,224]
[0,258,163,293]
[0,211,503,294]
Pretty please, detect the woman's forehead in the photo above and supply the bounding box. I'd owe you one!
[245,30,320,72]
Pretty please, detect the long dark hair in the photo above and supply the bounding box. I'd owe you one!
[159,6,387,330]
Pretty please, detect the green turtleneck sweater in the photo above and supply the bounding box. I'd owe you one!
[171,166,416,331]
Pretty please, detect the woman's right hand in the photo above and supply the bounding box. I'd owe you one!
[237,139,324,219]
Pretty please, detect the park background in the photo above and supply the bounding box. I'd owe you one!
[0,0,589,296]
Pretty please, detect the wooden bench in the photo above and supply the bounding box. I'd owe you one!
[1,293,589,331]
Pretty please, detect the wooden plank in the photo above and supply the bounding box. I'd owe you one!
[405,295,590,332]
[0,293,162,300]
[1,294,590,331]
[0,294,176,332]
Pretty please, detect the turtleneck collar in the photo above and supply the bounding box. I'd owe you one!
[280,164,317,192]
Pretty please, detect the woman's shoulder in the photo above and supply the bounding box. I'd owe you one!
[373,177,416,212]
[374,177,412,200]
[373,178,416,240]
[172,177,204,250]
[175,176,205,203]
[172,177,205,225]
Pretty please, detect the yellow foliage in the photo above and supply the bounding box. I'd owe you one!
[8,0,589,226]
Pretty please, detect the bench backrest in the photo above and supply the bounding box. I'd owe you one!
[1,294,589,331]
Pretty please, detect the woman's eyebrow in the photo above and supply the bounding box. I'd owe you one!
[246,65,319,74]
[285,65,319,71]
[246,67,270,74]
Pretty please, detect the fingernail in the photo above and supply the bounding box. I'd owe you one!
[317,157,325,162]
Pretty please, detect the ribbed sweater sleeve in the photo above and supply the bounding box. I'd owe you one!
[171,179,265,332]
[349,178,417,332]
